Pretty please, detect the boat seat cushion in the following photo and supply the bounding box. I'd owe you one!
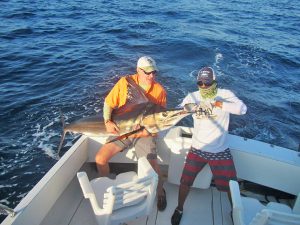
[230,180,300,225]
[90,171,138,208]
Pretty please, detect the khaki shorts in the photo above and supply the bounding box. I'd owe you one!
[106,136,157,160]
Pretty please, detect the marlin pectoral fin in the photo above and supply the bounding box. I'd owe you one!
[105,126,145,144]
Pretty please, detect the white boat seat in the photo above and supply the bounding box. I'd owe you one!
[229,180,300,225]
[77,157,158,225]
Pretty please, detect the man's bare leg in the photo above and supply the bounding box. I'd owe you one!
[177,183,190,211]
[148,159,164,195]
[171,183,190,224]
[95,142,123,177]
[148,158,168,211]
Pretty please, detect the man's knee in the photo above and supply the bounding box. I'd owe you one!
[180,175,194,188]
[95,144,123,165]
[95,151,108,165]
[179,183,191,192]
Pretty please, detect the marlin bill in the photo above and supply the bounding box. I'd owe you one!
[57,103,196,155]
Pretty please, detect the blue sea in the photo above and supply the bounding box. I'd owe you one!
[0,0,299,219]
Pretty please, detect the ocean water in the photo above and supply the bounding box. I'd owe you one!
[0,0,299,219]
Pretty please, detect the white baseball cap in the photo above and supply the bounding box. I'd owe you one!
[137,56,158,73]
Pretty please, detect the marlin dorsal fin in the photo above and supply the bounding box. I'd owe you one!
[125,76,149,104]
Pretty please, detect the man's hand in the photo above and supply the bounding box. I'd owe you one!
[183,103,198,112]
[213,101,223,108]
[139,128,151,137]
[105,120,120,134]
[198,102,213,112]
[195,102,213,118]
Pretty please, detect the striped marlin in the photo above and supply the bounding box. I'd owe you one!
[57,102,196,156]
[57,76,196,155]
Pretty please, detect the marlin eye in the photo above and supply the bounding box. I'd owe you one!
[162,112,168,117]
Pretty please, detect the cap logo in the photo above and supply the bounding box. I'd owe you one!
[146,58,153,64]
[200,71,210,77]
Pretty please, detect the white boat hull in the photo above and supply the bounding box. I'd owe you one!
[2,126,299,225]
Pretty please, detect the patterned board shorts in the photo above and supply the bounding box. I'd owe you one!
[180,148,237,192]
[107,136,157,160]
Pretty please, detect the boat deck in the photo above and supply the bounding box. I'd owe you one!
[72,183,232,225]
[40,163,232,225]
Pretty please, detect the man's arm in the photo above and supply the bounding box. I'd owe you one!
[102,77,127,134]
[214,90,247,115]
[103,102,120,134]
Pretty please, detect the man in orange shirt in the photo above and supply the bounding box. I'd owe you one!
[95,56,167,211]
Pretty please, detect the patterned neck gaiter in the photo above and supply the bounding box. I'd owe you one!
[199,81,218,99]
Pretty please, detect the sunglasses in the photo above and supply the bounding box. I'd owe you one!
[197,81,213,87]
[142,69,157,75]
